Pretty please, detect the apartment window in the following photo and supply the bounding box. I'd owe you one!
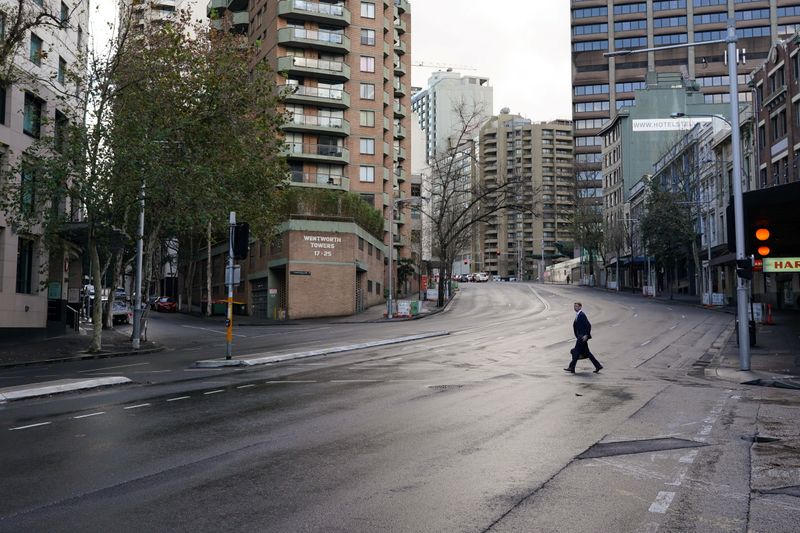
[653,16,686,28]
[359,138,375,155]
[23,92,42,138]
[368,280,373,292]
[360,110,375,127]
[359,166,375,182]
[16,238,34,294]
[20,167,35,214]
[573,40,608,52]
[653,33,687,46]
[359,193,375,207]
[614,20,647,32]
[368,243,373,256]
[360,2,375,18]
[54,110,68,153]
[30,33,42,65]
[573,7,607,18]
[653,1,686,10]
[61,2,69,24]
[360,82,375,100]
[360,28,375,46]
[0,12,6,40]
[360,56,375,73]
[358,237,364,250]
[58,56,66,84]
[614,3,646,14]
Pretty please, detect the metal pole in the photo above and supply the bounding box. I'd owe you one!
[132,179,145,349]
[226,212,235,359]
[387,202,394,319]
[727,19,751,369]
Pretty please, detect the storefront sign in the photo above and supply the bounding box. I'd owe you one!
[763,258,800,272]
[303,234,342,258]
[632,117,711,132]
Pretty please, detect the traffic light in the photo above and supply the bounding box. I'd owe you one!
[232,222,250,260]
[463,259,468,265]
[736,257,752,280]
[754,226,771,257]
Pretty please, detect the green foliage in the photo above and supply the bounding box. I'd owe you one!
[640,180,695,270]
[396,257,415,287]
[281,187,384,239]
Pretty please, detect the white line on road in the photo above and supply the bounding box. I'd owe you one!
[665,466,689,486]
[679,450,698,464]
[236,384,256,389]
[669,325,677,330]
[79,362,149,373]
[634,313,639,318]
[266,380,317,384]
[330,379,380,383]
[166,396,190,402]
[667,307,674,311]
[204,390,225,395]
[9,422,52,431]
[699,424,713,436]
[73,412,106,419]
[641,340,652,346]
[648,491,675,513]
[182,325,247,337]
[123,403,151,410]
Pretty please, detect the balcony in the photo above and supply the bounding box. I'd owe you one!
[282,114,350,136]
[394,168,406,182]
[393,81,407,97]
[393,61,406,77]
[277,27,350,54]
[284,142,349,164]
[277,56,350,82]
[282,84,350,109]
[277,0,350,27]
[395,17,407,34]
[290,171,350,191]
[207,0,248,16]
[394,0,409,14]
[395,146,406,160]
[394,39,407,55]
[393,102,407,118]
[394,123,406,139]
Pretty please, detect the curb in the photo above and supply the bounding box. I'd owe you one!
[194,331,451,368]
[0,376,132,402]
[0,345,165,369]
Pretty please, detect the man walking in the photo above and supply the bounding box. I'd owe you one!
[565,302,603,373]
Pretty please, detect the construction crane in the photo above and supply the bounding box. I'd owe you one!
[411,61,476,72]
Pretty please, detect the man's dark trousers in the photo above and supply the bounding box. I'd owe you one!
[567,338,602,371]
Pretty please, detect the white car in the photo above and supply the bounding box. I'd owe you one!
[475,272,489,282]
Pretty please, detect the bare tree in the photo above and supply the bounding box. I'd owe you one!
[418,104,534,307]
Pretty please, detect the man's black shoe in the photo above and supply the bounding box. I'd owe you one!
[564,368,575,373]
[593,366,603,373]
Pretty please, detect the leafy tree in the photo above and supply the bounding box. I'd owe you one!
[640,179,694,298]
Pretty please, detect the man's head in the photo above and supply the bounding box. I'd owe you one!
[573,302,582,312]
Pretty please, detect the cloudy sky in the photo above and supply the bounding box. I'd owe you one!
[90,1,573,120]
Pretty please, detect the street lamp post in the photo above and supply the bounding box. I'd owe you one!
[605,18,750,370]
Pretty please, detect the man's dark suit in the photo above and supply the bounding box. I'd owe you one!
[567,310,602,372]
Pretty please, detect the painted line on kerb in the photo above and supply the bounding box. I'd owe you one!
[9,422,52,431]
[123,403,151,410]
[73,412,106,419]
[648,491,676,513]
[194,331,450,368]
[166,396,191,402]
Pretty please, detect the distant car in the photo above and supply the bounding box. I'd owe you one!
[475,272,489,282]
[111,300,132,325]
[148,296,160,310]
[155,297,177,313]
[492,275,501,282]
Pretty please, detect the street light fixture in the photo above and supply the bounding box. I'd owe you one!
[604,18,750,370]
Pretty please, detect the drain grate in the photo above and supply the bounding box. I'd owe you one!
[578,437,707,460]
[760,485,800,498]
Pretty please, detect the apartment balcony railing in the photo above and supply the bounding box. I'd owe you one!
[277,27,350,54]
[393,81,407,97]
[395,17,407,34]
[284,142,349,164]
[290,171,350,190]
[393,102,407,118]
[283,114,349,136]
[277,56,350,81]
[394,39,407,55]
[394,0,409,14]
[207,0,248,16]
[394,123,406,139]
[393,60,407,77]
[283,84,350,109]
[277,0,350,27]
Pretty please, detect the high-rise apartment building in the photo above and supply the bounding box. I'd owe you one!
[477,113,574,280]
[410,70,492,163]
[0,1,88,337]
[198,0,412,319]
[570,0,800,204]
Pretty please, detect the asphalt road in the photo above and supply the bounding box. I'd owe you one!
[0,282,768,532]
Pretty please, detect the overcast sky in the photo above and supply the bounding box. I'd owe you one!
[90,1,573,121]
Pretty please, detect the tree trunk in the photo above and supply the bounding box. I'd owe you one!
[88,228,103,353]
[206,221,212,317]
[104,249,124,329]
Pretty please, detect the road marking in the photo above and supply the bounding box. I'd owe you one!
[669,325,677,330]
[266,380,317,384]
[699,424,713,436]
[648,491,675,513]
[679,450,698,464]
[79,362,149,373]
[611,323,620,327]
[681,315,686,319]
[330,379,380,383]
[666,466,689,486]
[667,307,674,311]
[641,340,652,346]
[148,370,172,374]
[9,422,52,431]
[73,412,106,419]
[123,403,151,410]
[182,325,247,337]
[633,313,639,318]
[204,389,225,395]
[250,326,332,338]
[166,396,190,402]
[236,384,255,389]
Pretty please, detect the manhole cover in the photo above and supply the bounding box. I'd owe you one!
[578,437,707,460]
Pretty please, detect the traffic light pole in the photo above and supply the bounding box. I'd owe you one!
[726,21,751,370]
[226,211,235,360]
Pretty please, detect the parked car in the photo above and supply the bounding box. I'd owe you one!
[155,297,177,312]
[148,296,161,310]
[492,275,501,282]
[111,300,132,325]
[475,272,489,282]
